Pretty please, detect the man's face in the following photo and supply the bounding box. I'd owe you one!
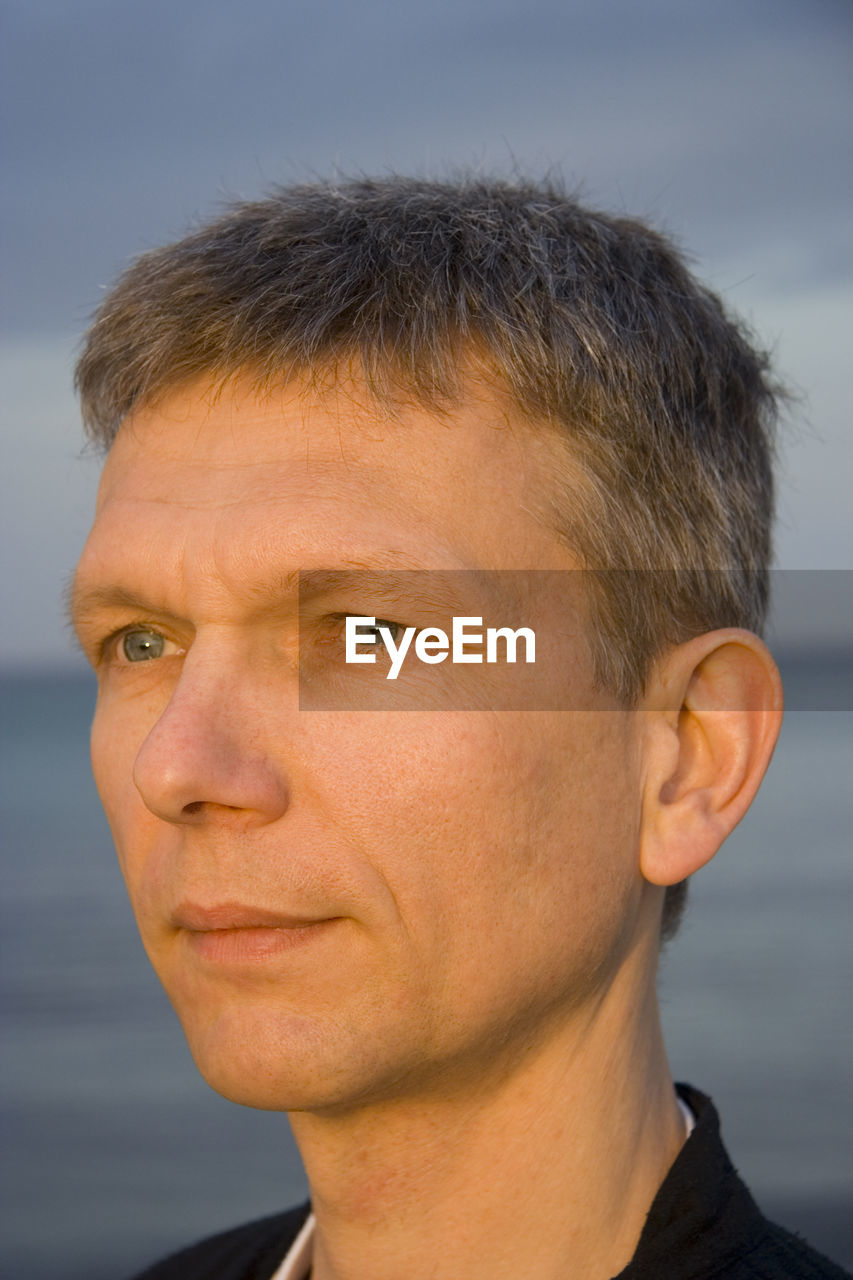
[73,375,648,1112]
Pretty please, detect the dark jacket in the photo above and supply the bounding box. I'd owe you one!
[129,1086,851,1279]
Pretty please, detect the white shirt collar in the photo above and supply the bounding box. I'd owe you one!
[677,1095,696,1138]
[269,1211,315,1280]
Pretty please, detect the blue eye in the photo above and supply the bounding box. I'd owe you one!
[121,629,166,662]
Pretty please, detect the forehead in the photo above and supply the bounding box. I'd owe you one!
[86,374,581,576]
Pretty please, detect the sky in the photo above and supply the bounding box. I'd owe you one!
[2,0,851,668]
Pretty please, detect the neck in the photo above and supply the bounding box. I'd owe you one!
[287,957,685,1280]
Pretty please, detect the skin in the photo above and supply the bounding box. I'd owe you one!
[72,373,783,1279]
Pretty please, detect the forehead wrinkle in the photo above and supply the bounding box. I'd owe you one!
[238,554,452,616]
[136,549,448,621]
[82,473,469,630]
[97,447,412,521]
[296,568,476,615]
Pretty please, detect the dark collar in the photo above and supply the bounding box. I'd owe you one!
[614,1084,769,1278]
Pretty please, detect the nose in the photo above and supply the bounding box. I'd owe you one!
[132,656,290,827]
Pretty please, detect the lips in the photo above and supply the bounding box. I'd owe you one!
[172,900,323,931]
[172,901,340,965]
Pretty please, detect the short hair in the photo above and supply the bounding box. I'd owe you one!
[75,175,783,938]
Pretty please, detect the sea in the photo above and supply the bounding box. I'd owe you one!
[2,663,852,1279]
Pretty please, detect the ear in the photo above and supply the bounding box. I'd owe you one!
[638,629,784,887]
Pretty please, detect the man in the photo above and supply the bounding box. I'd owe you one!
[71,177,848,1278]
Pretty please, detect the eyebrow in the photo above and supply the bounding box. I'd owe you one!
[67,553,443,635]
[67,583,191,638]
[295,568,471,610]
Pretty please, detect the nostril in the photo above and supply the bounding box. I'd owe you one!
[181,799,246,817]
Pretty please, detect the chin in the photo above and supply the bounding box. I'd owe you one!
[180,1007,331,1110]
[177,1000,406,1114]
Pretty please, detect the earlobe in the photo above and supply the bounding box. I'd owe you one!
[639,630,784,887]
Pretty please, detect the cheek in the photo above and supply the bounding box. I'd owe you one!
[303,710,641,963]
[90,692,159,897]
[91,700,130,834]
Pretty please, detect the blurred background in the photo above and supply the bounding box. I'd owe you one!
[1,1,851,1275]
